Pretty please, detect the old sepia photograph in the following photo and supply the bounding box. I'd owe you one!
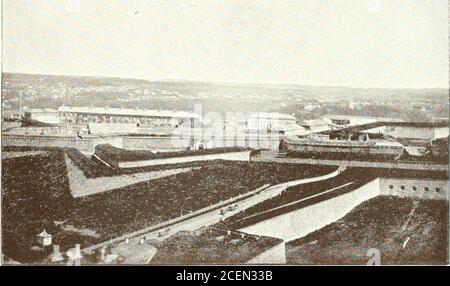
[0,0,448,267]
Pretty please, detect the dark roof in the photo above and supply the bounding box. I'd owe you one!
[317,122,384,135]
[387,121,449,128]
[318,121,449,136]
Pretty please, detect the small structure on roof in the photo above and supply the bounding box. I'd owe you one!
[66,244,83,266]
[37,229,52,247]
[50,245,64,263]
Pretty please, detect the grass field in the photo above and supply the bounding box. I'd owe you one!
[1,146,335,263]
[286,196,449,265]
[94,144,248,166]
[284,149,449,164]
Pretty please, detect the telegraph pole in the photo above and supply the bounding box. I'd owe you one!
[19,90,22,119]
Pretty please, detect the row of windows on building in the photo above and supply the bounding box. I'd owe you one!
[388,184,442,193]
[62,113,172,122]
[59,113,193,127]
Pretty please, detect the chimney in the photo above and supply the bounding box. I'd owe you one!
[100,247,106,262]
[75,244,81,256]
[50,245,64,263]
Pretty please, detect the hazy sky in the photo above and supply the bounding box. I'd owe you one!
[2,0,449,88]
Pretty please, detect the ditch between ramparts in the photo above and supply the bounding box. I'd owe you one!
[238,177,448,242]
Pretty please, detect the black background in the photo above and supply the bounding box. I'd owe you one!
[1,266,448,285]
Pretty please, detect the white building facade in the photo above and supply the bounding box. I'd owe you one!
[58,106,201,128]
[247,113,298,131]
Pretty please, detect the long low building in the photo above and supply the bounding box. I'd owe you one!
[300,115,404,134]
[59,106,304,135]
[317,120,449,142]
[58,106,202,128]
[282,136,405,156]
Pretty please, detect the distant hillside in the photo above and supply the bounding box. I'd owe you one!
[2,73,448,121]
